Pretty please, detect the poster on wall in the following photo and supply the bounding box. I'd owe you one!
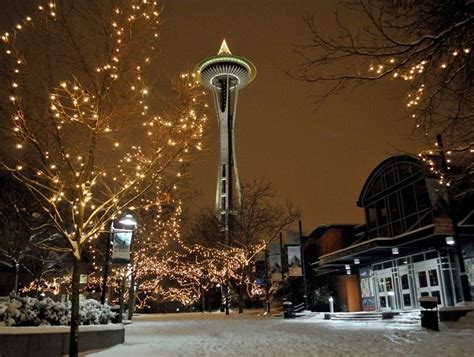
[359,268,375,311]
[287,245,302,276]
[111,230,133,264]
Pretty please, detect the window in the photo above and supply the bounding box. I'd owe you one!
[391,220,403,236]
[373,176,384,193]
[385,277,393,291]
[388,193,401,221]
[413,254,424,263]
[397,258,408,266]
[222,182,226,193]
[418,271,428,288]
[222,164,226,177]
[431,291,441,304]
[376,199,388,226]
[397,163,414,179]
[380,296,387,308]
[401,186,417,216]
[428,269,439,286]
[361,160,432,239]
[378,278,385,292]
[401,274,409,290]
[415,179,430,210]
[384,169,397,189]
[378,225,389,237]
[403,294,411,306]
[367,205,377,227]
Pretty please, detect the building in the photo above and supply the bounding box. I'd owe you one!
[194,40,256,232]
[310,155,473,311]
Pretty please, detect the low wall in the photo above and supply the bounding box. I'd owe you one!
[439,308,473,322]
[0,324,124,357]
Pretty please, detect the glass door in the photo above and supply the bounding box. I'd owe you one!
[375,270,396,310]
[399,269,413,309]
[415,267,443,306]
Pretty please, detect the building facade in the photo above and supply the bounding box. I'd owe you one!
[310,155,473,311]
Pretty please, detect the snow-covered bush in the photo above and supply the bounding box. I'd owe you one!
[2,293,115,326]
[0,296,8,322]
[80,299,115,325]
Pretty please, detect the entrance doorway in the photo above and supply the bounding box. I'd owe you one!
[414,265,443,305]
[398,268,413,309]
[375,269,396,310]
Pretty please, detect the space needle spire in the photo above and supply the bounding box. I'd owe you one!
[195,40,256,232]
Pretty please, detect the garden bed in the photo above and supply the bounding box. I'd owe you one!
[0,323,124,356]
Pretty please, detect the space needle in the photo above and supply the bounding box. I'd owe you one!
[195,40,256,232]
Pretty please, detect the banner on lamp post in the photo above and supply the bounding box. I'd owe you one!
[111,230,133,264]
[268,242,282,281]
[287,245,302,277]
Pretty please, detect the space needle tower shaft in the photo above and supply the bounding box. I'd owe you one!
[195,40,256,231]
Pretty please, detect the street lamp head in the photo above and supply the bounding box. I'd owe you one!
[119,214,137,227]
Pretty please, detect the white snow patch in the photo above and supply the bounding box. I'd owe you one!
[85,311,473,357]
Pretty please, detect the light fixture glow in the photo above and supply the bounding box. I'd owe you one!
[446,236,455,245]
[119,214,137,227]
[392,247,399,255]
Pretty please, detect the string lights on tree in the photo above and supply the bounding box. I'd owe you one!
[293,1,473,147]
[0,1,207,355]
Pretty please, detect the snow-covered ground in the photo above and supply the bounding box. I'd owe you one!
[86,310,473,357]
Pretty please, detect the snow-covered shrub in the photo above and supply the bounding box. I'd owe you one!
[80,299,115,325]
[3,293,114,326]
[41,297,71,325]
[0,296,8,322]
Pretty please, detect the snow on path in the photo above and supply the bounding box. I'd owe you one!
[87,312,473,357]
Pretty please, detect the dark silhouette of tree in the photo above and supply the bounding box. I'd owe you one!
[293,0,473,146]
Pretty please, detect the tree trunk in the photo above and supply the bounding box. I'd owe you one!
[225,282,229,315]
[69,256,81,357]
[238,283,244,313]
[201,285,205,313]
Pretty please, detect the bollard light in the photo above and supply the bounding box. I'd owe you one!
[328,296,334,313]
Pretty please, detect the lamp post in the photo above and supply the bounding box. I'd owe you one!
[298,220,309,311]
[100,214,137,311]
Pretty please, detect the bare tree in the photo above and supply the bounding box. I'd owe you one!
[0,1,207,355]
[293,0,473,146]
[0,171,39,293]
[0,171,66,294]
[184,179,300,313]
[233,179,300,312]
